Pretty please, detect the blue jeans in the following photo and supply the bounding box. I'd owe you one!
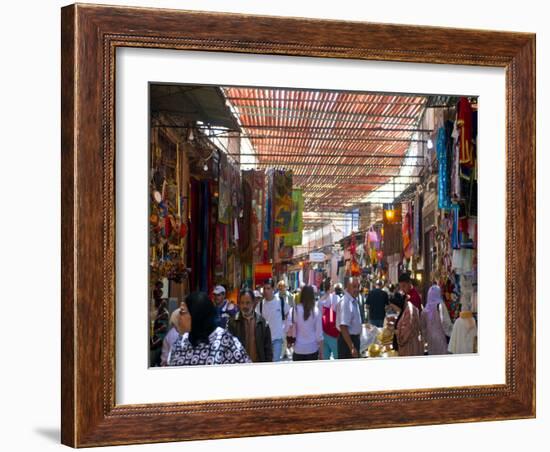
[272,338,283,362]
[322,333,338,360]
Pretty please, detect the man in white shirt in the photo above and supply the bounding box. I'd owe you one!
[277,280,295,359]
[256,278,290,362]
[276,280,295,308]
[336,277,362,359]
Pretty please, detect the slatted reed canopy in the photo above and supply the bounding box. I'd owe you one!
[222,87,428,230]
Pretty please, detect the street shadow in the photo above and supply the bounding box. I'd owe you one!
[34,427,60,443]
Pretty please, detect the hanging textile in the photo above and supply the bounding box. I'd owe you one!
[402,206,413,258]
[293,188,304,245]
[187,178,200,292]
[214,222,227,281]
[274,235,293,263]
[241,263,252,290]
[217,153,231,224]
[451,204,460,250]
[457,97,475,168]
[370,248,378,266]
[263,169,274,262]
[273,170,293,235]
[198,180,210,292]
[452,249,474,273]
[254,263,272,287]
[207,181,215,295]
[234,251,242,291]
[229,163,242,249]
[454,100,477,217]
[239,170,254,264]
[239,174,252,263]
[451,121,461,199]
[251,170,265,263]
[459,167,475,217]
[350,258,361,276]
[367,228,379,248]
[233,164,243,224]
[437,126,452,210]
[227,253,235,289]
[413,192,422,256]
[280,188,303,246]
[383,223,403,257]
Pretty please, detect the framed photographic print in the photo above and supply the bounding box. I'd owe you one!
[61,3,535,447]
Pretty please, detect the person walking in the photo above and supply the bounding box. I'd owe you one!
[277,280,295,359]
[357,284,369,324]
[398,273,423,312]
[318,279,340,359]
[168,292,251,366]
[336,277,362,359]
[421,285,452,355]
[160,303,191,366]
[228,289,273,362]
[389,291,424,357]
[212,285,238,329]
[366,279,389,328]
[287,285,323,361]
[256,278,290,362]
[277,280,295,308]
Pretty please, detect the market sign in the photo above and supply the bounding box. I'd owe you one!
[309,252,326,262]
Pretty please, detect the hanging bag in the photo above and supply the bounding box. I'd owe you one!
[367,227,379,244]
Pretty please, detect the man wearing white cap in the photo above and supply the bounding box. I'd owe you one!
[213,285,238,329]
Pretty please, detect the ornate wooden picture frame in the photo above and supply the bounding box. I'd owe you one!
[61,3,535,447]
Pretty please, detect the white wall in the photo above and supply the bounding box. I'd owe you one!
[1,1,546,451]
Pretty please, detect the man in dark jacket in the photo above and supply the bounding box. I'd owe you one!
[366,279,389,327]
[228,288,272,363]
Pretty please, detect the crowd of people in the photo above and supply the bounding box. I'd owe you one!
[151,273,456,367]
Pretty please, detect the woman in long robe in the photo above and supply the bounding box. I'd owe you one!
[390,292,424,357]
[420,285,452,355]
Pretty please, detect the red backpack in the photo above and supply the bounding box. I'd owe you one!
[322,304,339,338]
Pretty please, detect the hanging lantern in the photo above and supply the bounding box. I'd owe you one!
[384,209,395,221]
[383,203,401,224]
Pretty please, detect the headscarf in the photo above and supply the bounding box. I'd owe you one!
[185,291,217,346]
[425,285,443,315]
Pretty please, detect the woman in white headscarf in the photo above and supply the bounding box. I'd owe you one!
[420,285,452,355]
